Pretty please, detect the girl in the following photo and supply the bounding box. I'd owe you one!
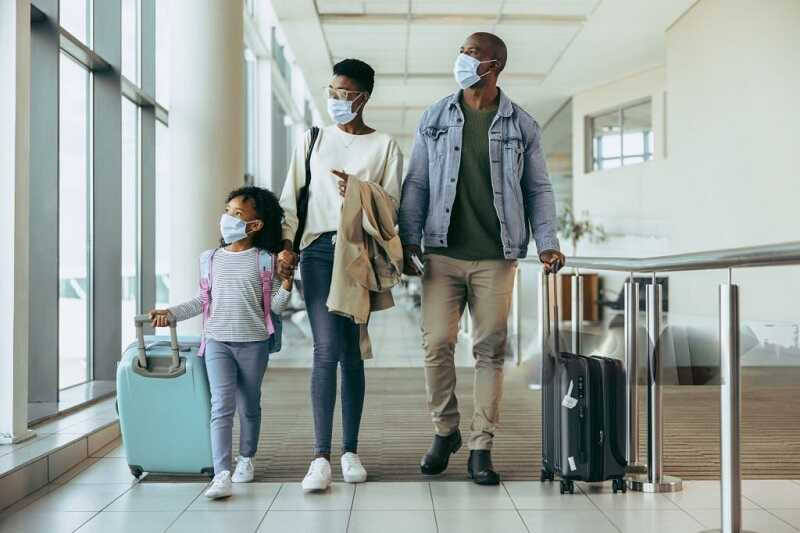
[150,186,291,499]
[278,58,403,491]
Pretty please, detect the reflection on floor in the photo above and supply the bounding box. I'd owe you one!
[2,440,800,533]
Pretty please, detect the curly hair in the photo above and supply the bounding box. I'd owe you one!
[221,186,284,253]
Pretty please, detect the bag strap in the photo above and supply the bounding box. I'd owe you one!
[293,126,321,252]
[257,249,276,336]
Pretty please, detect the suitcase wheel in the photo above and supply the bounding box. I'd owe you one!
[559,479,574,494]
[540,469,554,483]
[129,465,144,479]
[612,478,627,494]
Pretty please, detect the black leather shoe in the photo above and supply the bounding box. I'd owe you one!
[420,430,462,475]
[468,450,500,485]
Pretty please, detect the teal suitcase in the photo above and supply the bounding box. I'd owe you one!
[116,315,213,479]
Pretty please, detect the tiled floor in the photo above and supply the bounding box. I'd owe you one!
[2,440,799,533]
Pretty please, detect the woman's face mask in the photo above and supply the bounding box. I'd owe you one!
[219,213,259,244]
[326,92,365,125]
[453,53,497,89]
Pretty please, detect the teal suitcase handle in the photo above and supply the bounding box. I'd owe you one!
[134,314,185,378]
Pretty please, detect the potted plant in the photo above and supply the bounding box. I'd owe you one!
[556,206,607,257]
[555,206,607,321]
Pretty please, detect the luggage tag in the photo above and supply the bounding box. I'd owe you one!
[562,380,578,409]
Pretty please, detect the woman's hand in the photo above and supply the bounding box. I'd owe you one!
[149,309,172,328]
[277,249,298,279]
[331,169,349,197]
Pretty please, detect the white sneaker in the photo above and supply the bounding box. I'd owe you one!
[302,458,332,492]
[205,470,232,499]
[231,456,254,483]
[341,452,367,483]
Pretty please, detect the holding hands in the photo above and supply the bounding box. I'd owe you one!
[278,245,299,281]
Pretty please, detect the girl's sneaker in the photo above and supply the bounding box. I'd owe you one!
[302,458,332,492]
[232,456,254,483]
[205,471,232,499]
[341,452,367,483]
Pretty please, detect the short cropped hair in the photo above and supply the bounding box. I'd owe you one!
[333,58,375,94]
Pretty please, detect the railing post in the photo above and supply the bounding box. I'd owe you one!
[571,272,583,354]
[624,275,647,475]
[701,274,755,533]
[630,275,682,492]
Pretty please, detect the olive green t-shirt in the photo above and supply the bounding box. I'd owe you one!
[429,95,504,261]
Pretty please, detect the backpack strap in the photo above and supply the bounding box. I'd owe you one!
[257,249,276,336]
[198,248,218,356]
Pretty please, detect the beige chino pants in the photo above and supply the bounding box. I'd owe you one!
[420,254,517,450]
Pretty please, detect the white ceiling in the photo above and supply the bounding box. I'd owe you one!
[271,0,697,153]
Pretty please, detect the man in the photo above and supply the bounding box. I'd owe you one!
[398,32,565,485]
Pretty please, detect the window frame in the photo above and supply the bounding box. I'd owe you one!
[585,97,654,173]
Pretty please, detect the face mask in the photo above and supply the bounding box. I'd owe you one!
[219,213,258,244]
[453,53,497,89]
[326,93,364,125]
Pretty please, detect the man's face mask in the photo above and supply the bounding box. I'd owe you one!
[453,53,497,89]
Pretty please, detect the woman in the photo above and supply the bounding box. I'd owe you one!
[278,58,403,491]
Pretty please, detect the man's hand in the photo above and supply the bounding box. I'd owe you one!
[539,249,566,273]
[403,244,423,276]
[331,169,349,197]
[149,309,172,328]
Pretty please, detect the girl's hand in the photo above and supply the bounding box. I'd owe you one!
[331,169,349,197]
[149,309,172,328]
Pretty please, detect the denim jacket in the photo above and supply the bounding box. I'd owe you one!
[398,89,560,259]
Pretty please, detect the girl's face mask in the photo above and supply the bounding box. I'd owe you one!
[219,213,259,244]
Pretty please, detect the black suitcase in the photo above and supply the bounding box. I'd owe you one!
[540,273,628,494]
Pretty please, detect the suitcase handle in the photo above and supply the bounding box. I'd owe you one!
[134,314,181,373]
[549,272,561,355]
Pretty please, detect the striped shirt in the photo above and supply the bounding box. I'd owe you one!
[168,248,291,343]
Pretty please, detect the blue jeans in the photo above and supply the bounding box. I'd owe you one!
[300,232,365,455]
[204,339,270,474]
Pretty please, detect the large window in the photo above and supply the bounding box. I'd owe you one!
[155,122,171,309]
[58,53,91,389]
[121,0,140,84]
[30,0,170,408]
[121,98,140,348]
[155,0,170,105]
[589,99,653,171]
[60,0,90,44]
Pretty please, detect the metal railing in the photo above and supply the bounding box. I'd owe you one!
[526,241,800,533]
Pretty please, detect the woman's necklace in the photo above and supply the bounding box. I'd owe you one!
[338,125,372,149]
[340,134,358,150]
